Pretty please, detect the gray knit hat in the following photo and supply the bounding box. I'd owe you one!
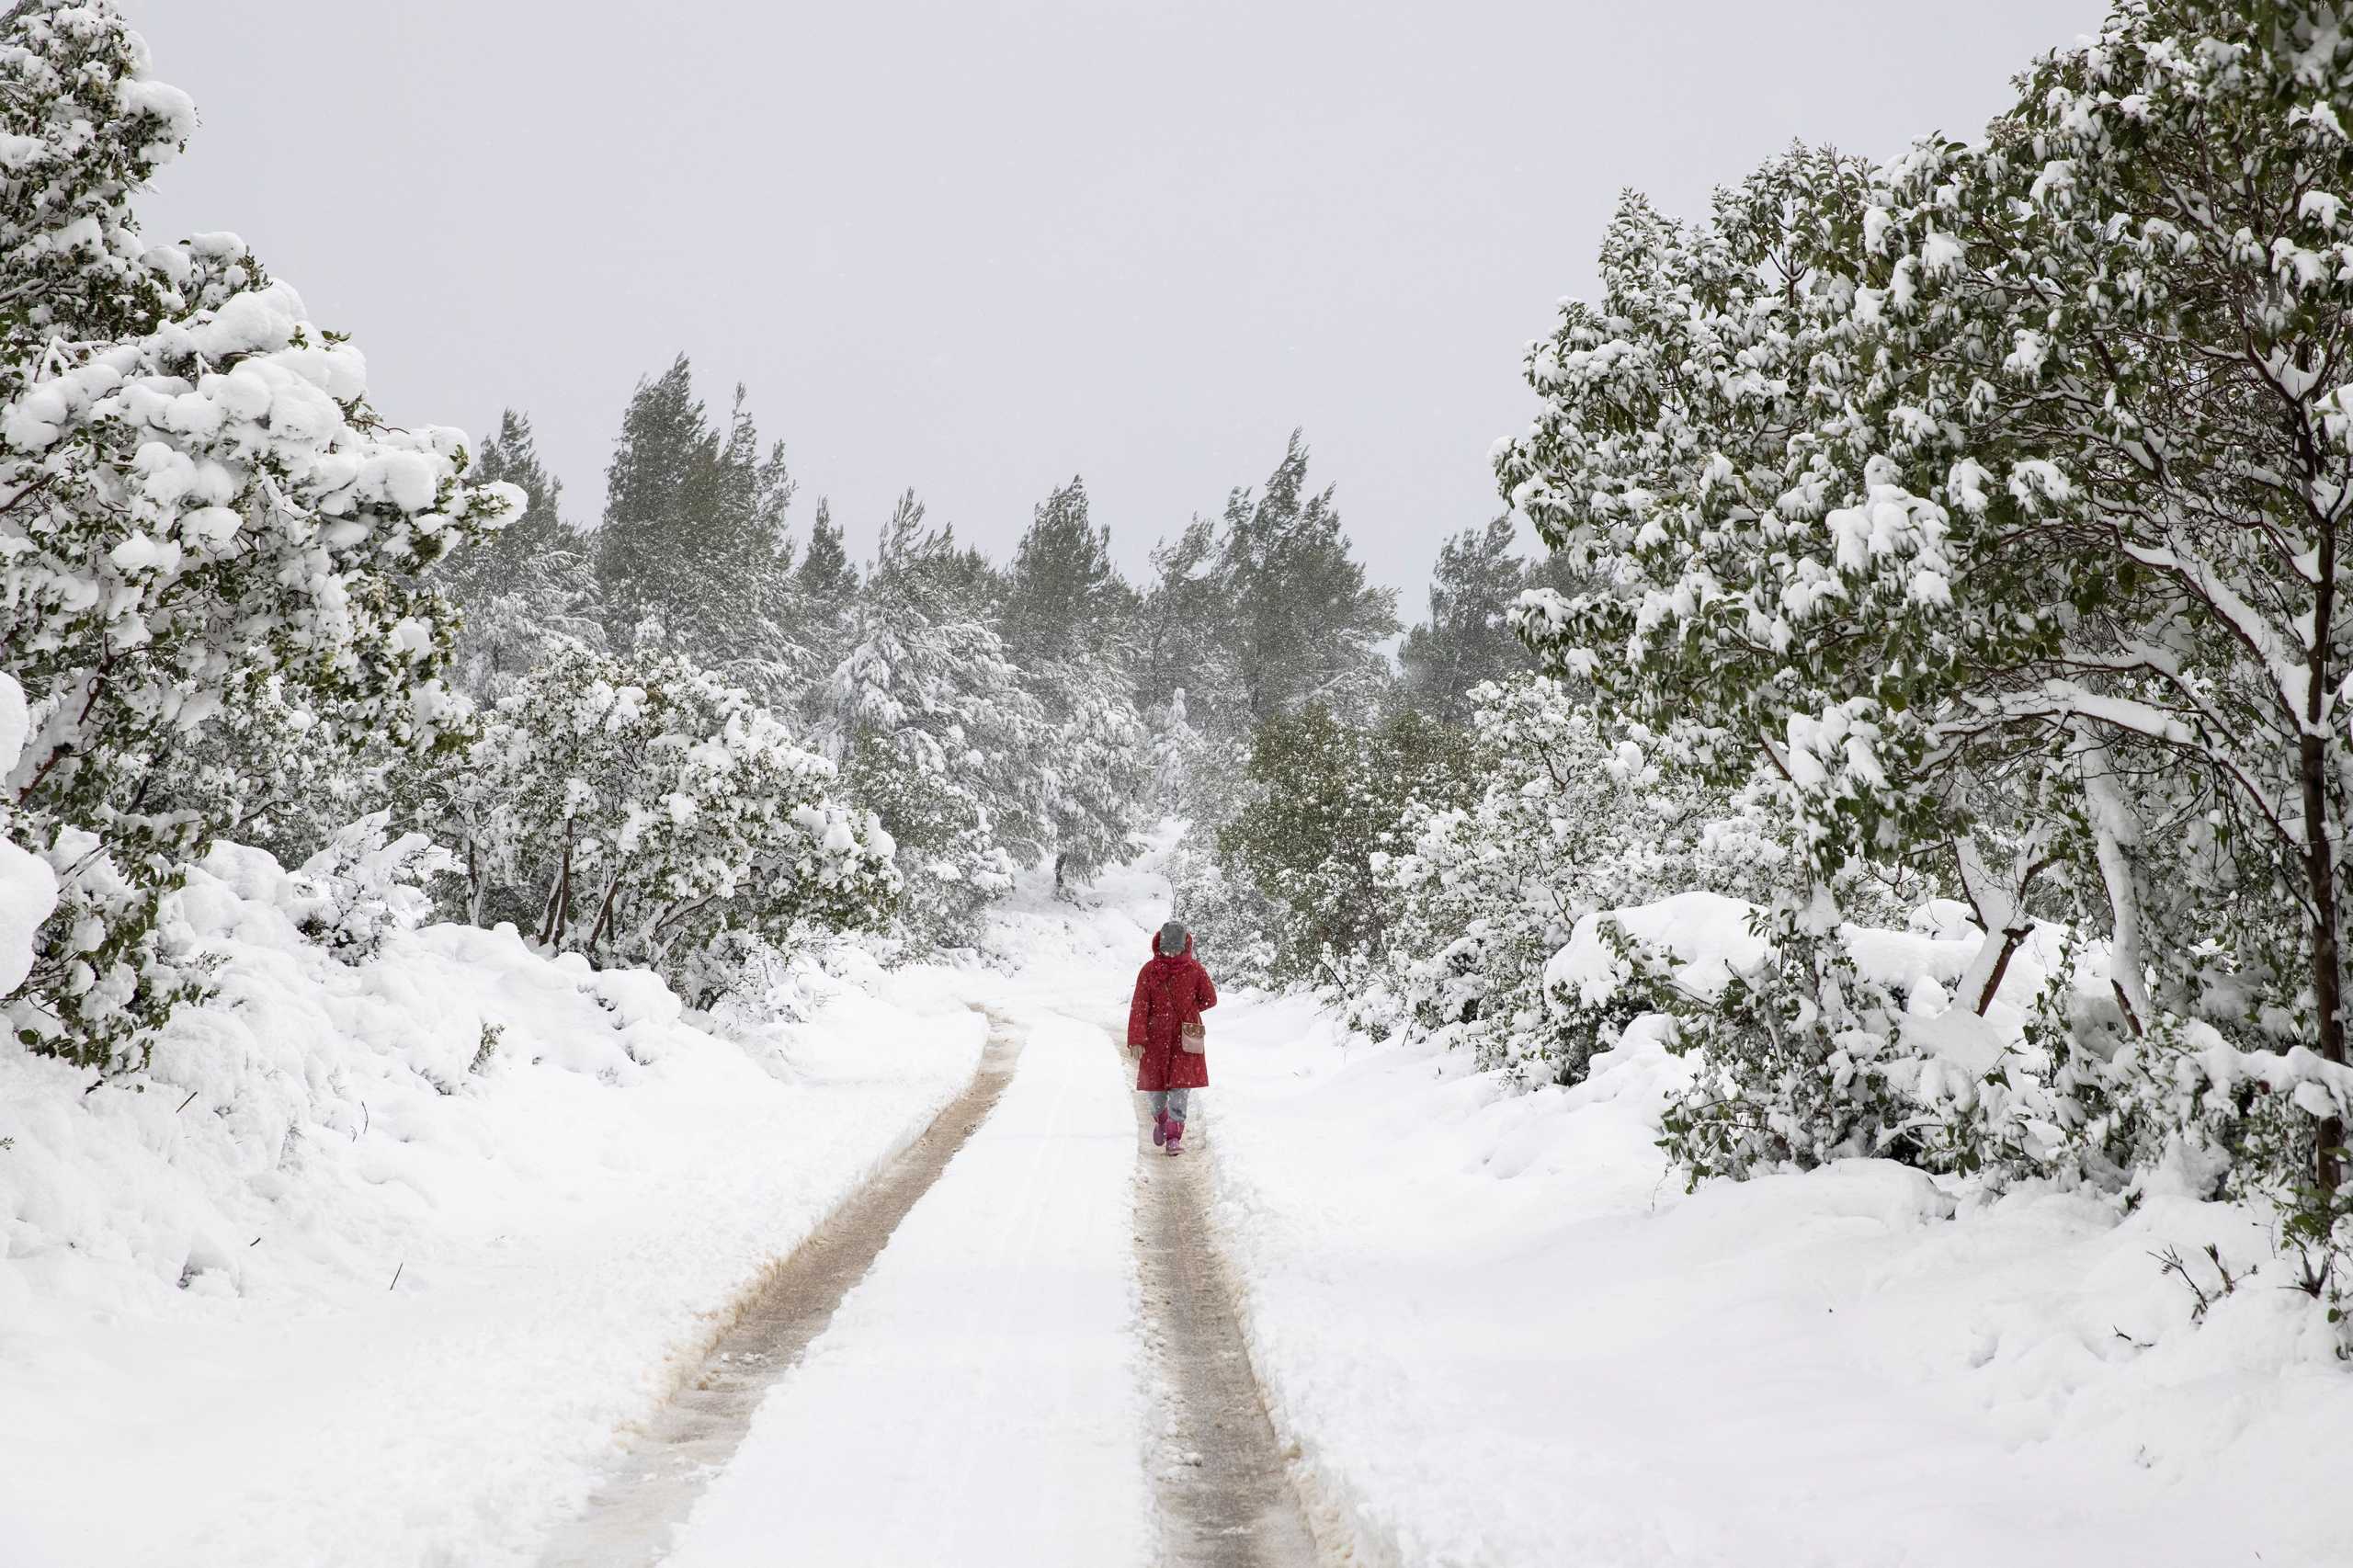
[1158,919,1188,957]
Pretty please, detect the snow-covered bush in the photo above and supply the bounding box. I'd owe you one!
[1651,899,1918,1184]
[283,812,460,963]
[1353,676,1787,1078]
[425,640,896,1002]
[0,2,516,1069]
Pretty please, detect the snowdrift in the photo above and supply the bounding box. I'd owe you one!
[1206,896,2353,1568]
[0,840,984,1568]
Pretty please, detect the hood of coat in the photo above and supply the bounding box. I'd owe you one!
[1150,930,1196,962]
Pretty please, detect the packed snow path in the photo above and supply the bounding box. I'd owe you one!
[535,1007,1028,1567]
[540,984,1319,1568]
[1130,1081,1323,1568]
[655,1002,1149,1565]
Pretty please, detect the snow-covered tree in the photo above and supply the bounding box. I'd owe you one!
[1136,515,1249,745]
[429,638,896,999]
[0,0,517,1068]
[1495,0,2353,1288]
[996,477,1148,888]
[438,407,601,699]
[1399,517,1552,722]
[795,496,860,610]
[1840,0,2353,1226]
[1213,703,1475,985]
[1001,475,1133,667]
[593,358,804,698]
[1218,431,1398,728]
[1358,676,1787,1078]
[821,493,1045,945]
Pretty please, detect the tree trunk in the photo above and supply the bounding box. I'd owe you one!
[1975,928,2030,1017]
[2075,725,2150,1038]
[537,831,574,949]
[586,867,624,951]
[1951,832,2039,1017]
[2300,506,2346,1201]
[2296,726,2347,1199]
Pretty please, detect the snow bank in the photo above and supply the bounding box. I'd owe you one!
[0,841,985,1568]
[1205,998,2352,1567]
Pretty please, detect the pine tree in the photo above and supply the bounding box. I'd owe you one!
[995,476,1147,889]
[821,490,1046,944]
[1002,475,1132,666]
[591,358,807,699]
[595,355,710,634]
[1137,515,1247,744]
[1399,516,1544,722]
[438,408,601,699]
[796,496,860,611]
[1217,431,1398,728]
[452,410,567,587]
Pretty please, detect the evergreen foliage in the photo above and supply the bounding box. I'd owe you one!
[1489,0,2353,1300]
[0,0,514,1069]
[1218,431,1398,728]
[593,358,802,696]
[1398,517,1548,723]
[1213,704,1476,985]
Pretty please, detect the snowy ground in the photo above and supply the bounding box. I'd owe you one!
[9,839,2349,1568]
[1200,996,2353,1568]
[0,847,988,1568]
[660,1004,1150,1568]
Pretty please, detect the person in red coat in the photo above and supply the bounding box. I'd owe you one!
[1129,918,1216,1155]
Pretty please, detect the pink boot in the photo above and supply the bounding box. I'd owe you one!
[1165,1120,1185,1156]
[1152,1110,1167,1147]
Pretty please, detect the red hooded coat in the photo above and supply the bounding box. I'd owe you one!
[1129,930,1216,1091]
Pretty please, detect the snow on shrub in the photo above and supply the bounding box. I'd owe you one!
[1492,1,2353,1310]
[282,812,460,963]
[0,674,59,998]
[0,2,516,1070]
[1352,676,1786,1079]
[424,639,898,1004]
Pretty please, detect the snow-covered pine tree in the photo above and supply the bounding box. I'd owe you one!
[821,491,1046,946]
[1136,515,1249,746]
[999,476,1148,888]
[795,496,860,610]
[442,407,603,699]
[1398,516,1550,723]
[0,0,517,1068]
[1001,476,1133,666]
[1217,431,1398,728]
[593,358,804,696]
[449,409,568,590]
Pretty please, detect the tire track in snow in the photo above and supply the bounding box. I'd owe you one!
[1130,1056,1324,1568]
[533,1007,1026,1568]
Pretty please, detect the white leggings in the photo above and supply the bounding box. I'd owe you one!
[1148,1087,1191,1123]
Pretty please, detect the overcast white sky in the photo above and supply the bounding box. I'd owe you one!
[129,0,2106,609]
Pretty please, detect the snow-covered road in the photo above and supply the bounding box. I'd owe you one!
[657,1002,1155,1567]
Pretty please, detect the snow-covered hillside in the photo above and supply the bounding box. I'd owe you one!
[0,841,986,1568]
